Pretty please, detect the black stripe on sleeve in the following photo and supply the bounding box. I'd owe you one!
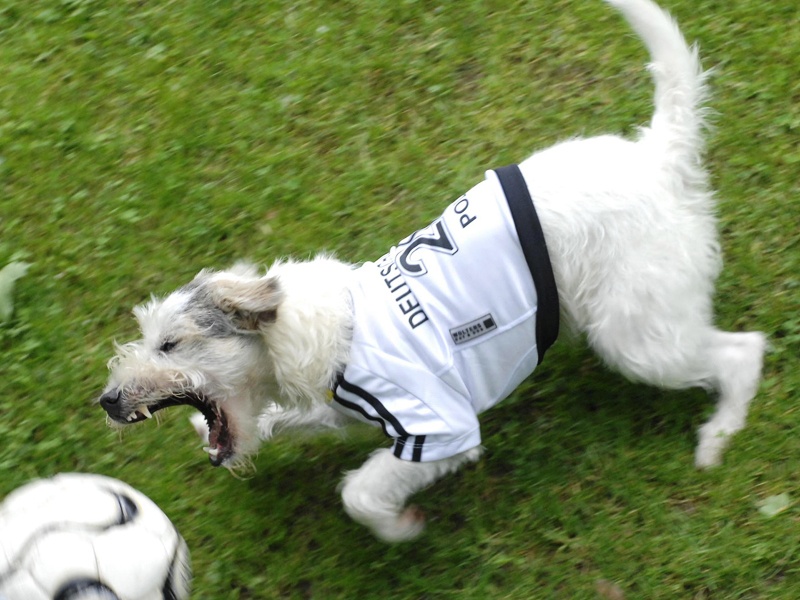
[493,164,560,363]
[393,436,408,458]
[332,393,391,438]
[411,435,426,462]
[335,374,411,438]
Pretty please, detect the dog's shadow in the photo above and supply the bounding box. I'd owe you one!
[217,344,717,596]
[481,343,709,464]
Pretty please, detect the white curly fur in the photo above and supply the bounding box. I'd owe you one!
[101,0,765,542]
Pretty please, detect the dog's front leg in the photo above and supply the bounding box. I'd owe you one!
[256,401,350,440]
[190,401,348,445]
[340,446,482,542]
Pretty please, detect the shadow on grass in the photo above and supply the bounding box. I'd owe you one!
[243,341,713,522]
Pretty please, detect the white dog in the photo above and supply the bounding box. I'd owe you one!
[100,0,766,542]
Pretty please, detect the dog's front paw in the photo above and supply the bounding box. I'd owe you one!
[371,505,426,543]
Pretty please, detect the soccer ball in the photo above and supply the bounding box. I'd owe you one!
[0,473,191,600]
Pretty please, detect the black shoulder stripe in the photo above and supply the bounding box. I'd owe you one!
[493,164,560,362]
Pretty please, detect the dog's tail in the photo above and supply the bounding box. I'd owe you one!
[606,0,709,167]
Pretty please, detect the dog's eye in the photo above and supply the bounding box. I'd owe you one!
[159,340,178,354]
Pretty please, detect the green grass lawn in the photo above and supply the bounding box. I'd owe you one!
[2,0,798,597]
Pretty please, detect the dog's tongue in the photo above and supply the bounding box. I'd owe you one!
[204,410,231,467]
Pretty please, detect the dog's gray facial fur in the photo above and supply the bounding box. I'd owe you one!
[101,257,353,471]
[176,283,241,339]
[100,269,282,468]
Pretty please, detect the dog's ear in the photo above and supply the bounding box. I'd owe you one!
[207,274,283,331]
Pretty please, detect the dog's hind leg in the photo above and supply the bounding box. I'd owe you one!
[340,447,482,542]
[587,316,766,467]
[693,330,766,468]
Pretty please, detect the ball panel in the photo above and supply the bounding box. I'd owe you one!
[0,538,10,573]
[111,491,175,544]
[0,474,192,600]
[25,531,98,597]
[0,479,58,517]
[62,474,179,543]
[163,537,192,600]
[93,527,171,599]
[0,475,128,565]
[0,476,138,593]
[0,567,50,600]
[54,579,120,600]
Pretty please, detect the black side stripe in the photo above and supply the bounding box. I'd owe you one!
[335,374,411,438]
[493,164,560,363]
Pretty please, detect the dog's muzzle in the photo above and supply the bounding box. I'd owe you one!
[99,387,159,424]
[98,387,233,467]
[99,388,127,421]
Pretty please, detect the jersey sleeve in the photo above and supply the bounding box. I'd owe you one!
[331,348,482,462]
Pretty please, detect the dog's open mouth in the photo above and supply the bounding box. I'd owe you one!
[109,391,233,467]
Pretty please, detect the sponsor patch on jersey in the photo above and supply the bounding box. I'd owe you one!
[450,314,497,345]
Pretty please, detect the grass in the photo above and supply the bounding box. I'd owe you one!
[1,0,798,597]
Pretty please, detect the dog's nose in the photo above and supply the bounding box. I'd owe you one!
[99,388,122,414]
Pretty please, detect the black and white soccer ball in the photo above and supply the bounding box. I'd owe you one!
[0,473,191,600]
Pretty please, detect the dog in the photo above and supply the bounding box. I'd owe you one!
[99,0,766,542]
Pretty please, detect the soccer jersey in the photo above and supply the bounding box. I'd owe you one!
[332,165,558,462]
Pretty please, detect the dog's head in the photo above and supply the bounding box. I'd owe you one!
[99,264,282,469]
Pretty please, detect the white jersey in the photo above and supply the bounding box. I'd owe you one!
[332,166,558,462]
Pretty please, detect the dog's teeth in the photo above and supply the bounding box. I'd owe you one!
[140,406,153,419]
[203,446,220,458]
[126,413,136,422]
